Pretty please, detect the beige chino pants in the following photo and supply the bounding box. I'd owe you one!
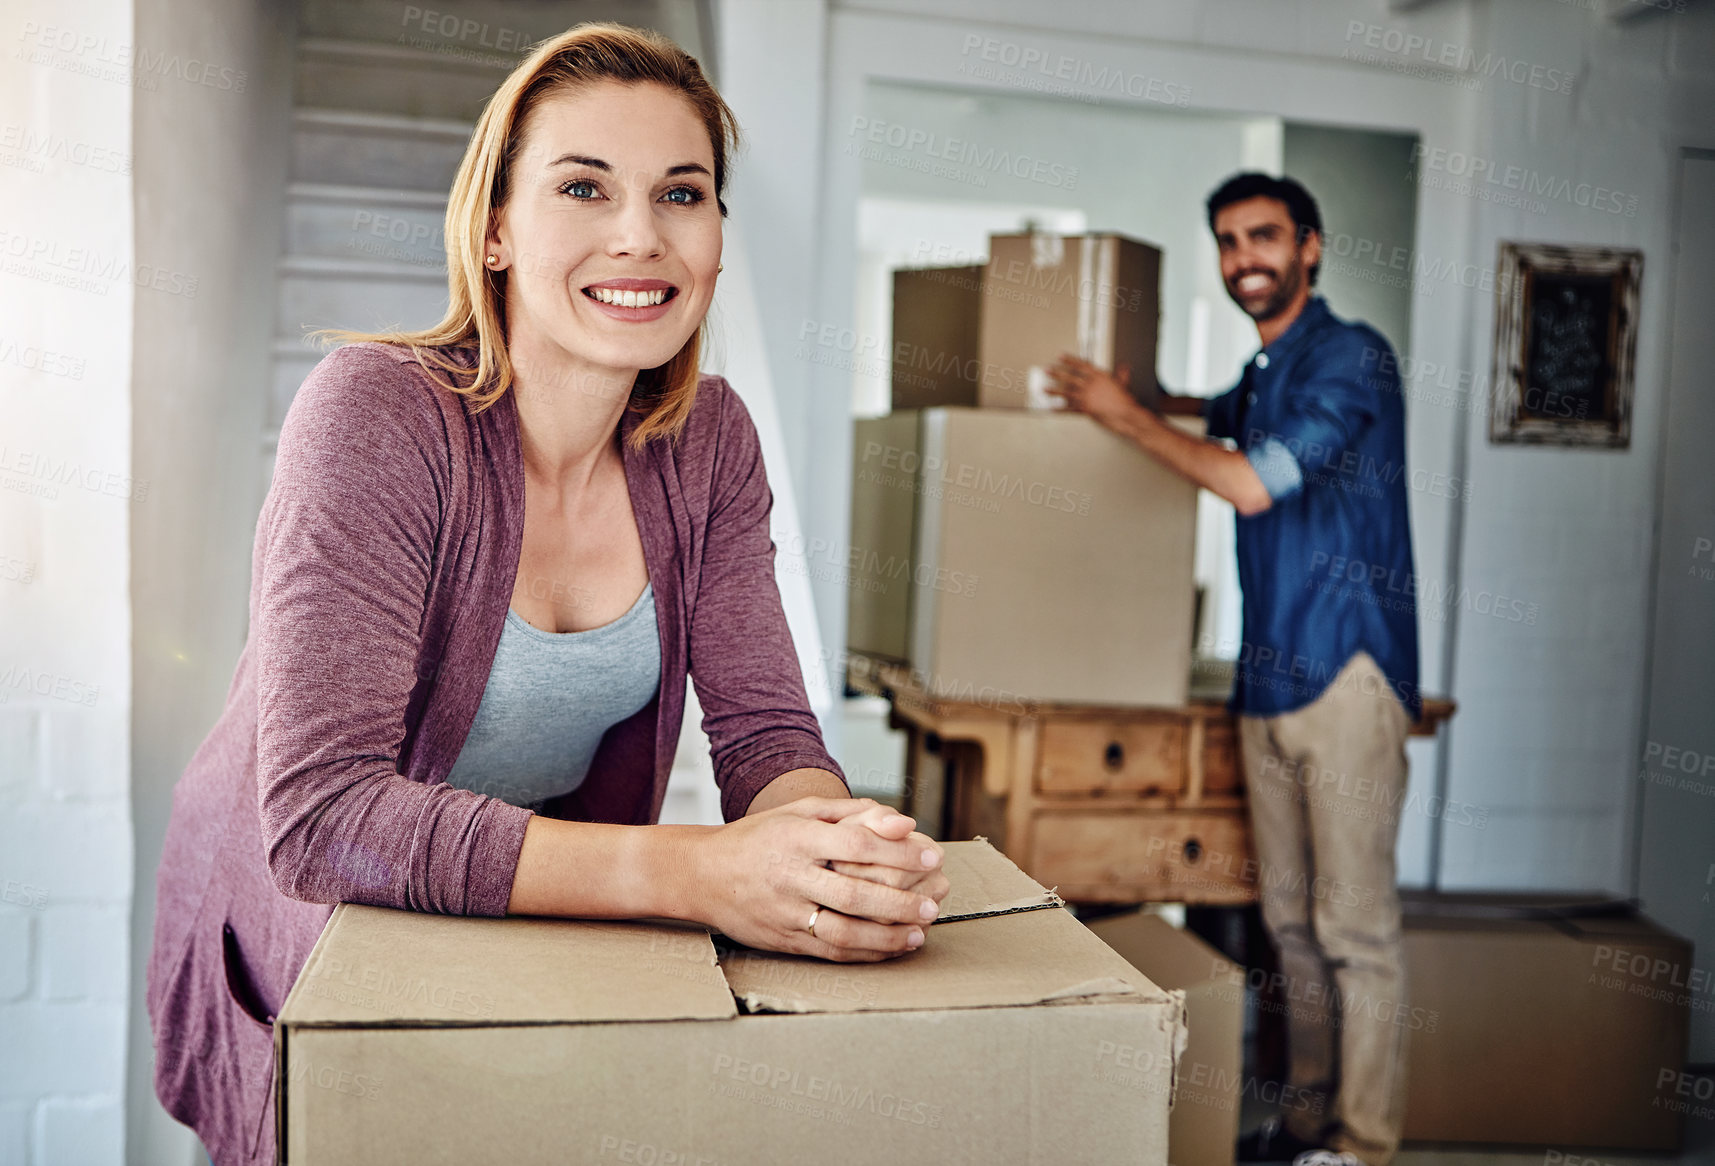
[1238,650,1412,1165]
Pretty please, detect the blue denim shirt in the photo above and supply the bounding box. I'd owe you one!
[1202,296,1421,720]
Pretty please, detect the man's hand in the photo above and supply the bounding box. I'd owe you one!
[1045,354,1144,432]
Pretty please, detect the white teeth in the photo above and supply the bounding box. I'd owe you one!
[587,286,669,307]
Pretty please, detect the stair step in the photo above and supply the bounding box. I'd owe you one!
[291,108,472,191]
[296,37,515,121]
[289,181,449,209]
[276,259,451,342]
[296,0,572,53]
[286,193,450,268]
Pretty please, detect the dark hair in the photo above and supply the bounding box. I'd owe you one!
[1205,172,1323,286]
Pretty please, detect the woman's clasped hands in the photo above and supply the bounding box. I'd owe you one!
[697,798,950,963]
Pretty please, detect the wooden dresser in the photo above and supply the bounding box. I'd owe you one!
[848,654,1455,905]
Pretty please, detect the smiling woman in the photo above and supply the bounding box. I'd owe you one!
[146,23,947,1166]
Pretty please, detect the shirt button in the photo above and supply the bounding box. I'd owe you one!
[1255,352,1271,369]
[1247,392,1258,405]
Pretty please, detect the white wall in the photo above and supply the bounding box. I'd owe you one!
[719,0,1715,898]
[1639,150,1715,1064]
[0,2,136,1162]
[125,0,298,1161]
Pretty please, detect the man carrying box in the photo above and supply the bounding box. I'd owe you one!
[1047,172,1421,1166]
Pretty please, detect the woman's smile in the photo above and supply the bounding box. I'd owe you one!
[580,276,680,322]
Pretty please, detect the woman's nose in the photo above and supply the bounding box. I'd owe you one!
[605,192,666,259]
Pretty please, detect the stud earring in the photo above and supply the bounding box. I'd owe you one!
[718,263,724,273]
[486,255,499,265]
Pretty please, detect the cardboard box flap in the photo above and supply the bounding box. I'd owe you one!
[718,842,1146,1016]
[936,838,1064,921]
[721,896,1174,1016]
[279,906,736,1026]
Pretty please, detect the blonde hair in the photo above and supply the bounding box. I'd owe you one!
[313,23,740,449]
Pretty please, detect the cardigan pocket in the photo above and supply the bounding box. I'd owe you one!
[221,920,275,1030]
[221,918,278,1162]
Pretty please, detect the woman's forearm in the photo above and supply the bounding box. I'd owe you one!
[744,767,848,814]
[504,768,846,919]
[504,815,712,920]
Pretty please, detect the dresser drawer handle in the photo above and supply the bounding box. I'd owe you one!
[1182,837,1203,865]
[1102,741,1125,770]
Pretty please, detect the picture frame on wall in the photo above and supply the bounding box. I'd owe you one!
[1489,242,1642,448]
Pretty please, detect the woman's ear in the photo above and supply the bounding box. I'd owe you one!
[483,212,507,271]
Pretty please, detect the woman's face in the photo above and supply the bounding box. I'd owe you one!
[490,80,722,380]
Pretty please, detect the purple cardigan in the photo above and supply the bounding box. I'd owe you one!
[145,342,846,1164]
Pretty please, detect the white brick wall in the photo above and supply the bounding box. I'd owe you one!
[0,0,136,1159]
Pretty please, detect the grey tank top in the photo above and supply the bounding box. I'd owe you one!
[444,582,661,809]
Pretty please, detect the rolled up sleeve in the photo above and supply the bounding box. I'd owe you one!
[1240,339,1387,503]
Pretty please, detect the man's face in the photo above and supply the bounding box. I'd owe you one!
[1212,195,1320,324]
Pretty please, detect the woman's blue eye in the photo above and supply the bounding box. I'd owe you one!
[560,179,599,198]
[663,186,706,205]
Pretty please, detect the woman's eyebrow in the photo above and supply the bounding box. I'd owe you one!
[546,153,711,179]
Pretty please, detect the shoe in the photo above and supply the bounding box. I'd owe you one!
[1292,1152,1365,1166]
[1236,1115,1320,1162]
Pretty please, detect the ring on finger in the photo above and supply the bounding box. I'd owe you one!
[805,907,822,937]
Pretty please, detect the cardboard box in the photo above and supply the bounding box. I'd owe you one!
[979,232,1162,410]
[1400,892,1693,1149]
[274,841,1187,1165]
[891,265,983,410]
[1087,912,1242,1166]
[906,407,1200,707]
[846,412,922,662]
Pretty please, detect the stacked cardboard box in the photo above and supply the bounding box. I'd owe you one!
[848,230,1196,707]
[274,841,1187,1165]
[1400,892,1694,1150]
[1088,911,1244,1166]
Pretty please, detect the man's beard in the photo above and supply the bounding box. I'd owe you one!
[1224,255,1306,323]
